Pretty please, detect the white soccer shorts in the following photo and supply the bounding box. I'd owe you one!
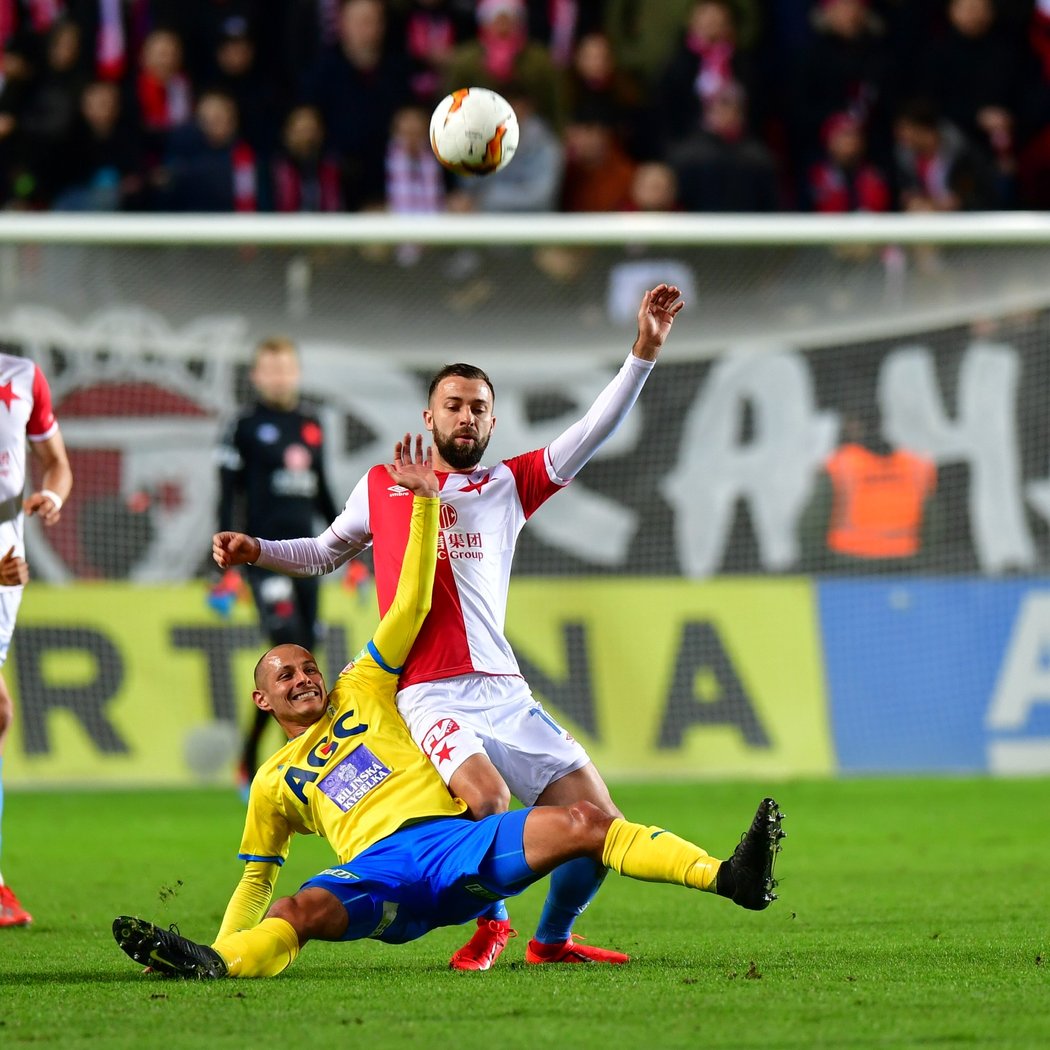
[0,587,23,666]
[396,673,591,806]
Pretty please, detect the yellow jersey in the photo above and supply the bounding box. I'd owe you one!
[218,495,467,938]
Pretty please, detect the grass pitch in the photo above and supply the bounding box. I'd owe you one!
[1,778,1046,1049]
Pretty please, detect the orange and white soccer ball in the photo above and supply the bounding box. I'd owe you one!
[430,87,519,177]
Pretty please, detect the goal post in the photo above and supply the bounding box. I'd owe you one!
[2,212,1049,786]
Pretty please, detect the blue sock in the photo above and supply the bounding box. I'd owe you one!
[479,900,508,922]
[534,857,607,945]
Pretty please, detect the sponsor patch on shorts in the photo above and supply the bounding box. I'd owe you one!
[463,881,503,901]
[317,745,390,812]
[422,718,461,756]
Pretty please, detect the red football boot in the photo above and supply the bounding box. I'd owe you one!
[525,933,629,964]
[449,918,516,971]
[0,885,32,927]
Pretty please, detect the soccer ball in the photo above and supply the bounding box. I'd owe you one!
[430,87,519,177]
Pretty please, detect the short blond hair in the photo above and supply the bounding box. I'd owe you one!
[252,337,298,364]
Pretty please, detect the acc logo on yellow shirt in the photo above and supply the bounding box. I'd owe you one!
[283,710,368,803]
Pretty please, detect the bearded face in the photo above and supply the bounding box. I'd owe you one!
[431,422,491,469]
[425,375,495,471]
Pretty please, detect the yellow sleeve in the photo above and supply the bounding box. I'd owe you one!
[237,774,294,865]
[214,861,280,941]
[369,494,439,672]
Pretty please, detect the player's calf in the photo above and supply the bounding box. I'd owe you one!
[598,798,785,908]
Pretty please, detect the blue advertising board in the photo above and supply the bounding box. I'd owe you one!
[818,579,1050,774]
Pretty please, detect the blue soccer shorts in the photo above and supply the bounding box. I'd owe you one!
[300,808,534,944]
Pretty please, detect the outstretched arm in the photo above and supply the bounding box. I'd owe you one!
[546,284,684,481]
[369,435,440,672]
[213,475,372,576]
[212,528,365,576]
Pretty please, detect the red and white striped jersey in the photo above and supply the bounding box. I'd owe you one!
[0,354,58,563]
[333,449,562,687]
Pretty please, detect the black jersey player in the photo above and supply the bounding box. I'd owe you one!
[216,338,339,786]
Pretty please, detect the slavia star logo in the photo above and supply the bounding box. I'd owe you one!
[461,473,492,495]
[0,380,21,411]
[423,718,459,753]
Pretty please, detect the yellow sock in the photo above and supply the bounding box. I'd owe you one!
[212,917,300,978]
[601,818,722,892]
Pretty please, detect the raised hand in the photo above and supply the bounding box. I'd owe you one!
[385,433,439,498]
[212,531,261,569]
[633,284,685,361]
[0,545,28,586]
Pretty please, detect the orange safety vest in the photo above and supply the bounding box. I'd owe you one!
[825,444,937,559]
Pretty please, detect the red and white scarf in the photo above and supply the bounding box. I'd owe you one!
[137,70,191,129]
[480,23,526,81]
[273,156,342,212]
[407,9,455,98]
[913,152,950,203]
[232,141,257,212]
[95,0,125,79]
[407,9,454,60]
[385,140,443,214]
[688,30,734,108]
[547,0,577,68]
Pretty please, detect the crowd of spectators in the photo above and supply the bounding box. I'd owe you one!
[2,0,1050,215]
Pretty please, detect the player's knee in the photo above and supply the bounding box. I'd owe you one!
[565,800,614,850]
[0,693,12,736]
[568,799,612,828]
[266,894,307,932]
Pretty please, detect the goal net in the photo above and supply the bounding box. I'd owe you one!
[3,213,1049,786]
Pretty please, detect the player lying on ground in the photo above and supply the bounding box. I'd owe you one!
[212,284,685,970]
[114,795,784,980]
[113,439,784,980]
